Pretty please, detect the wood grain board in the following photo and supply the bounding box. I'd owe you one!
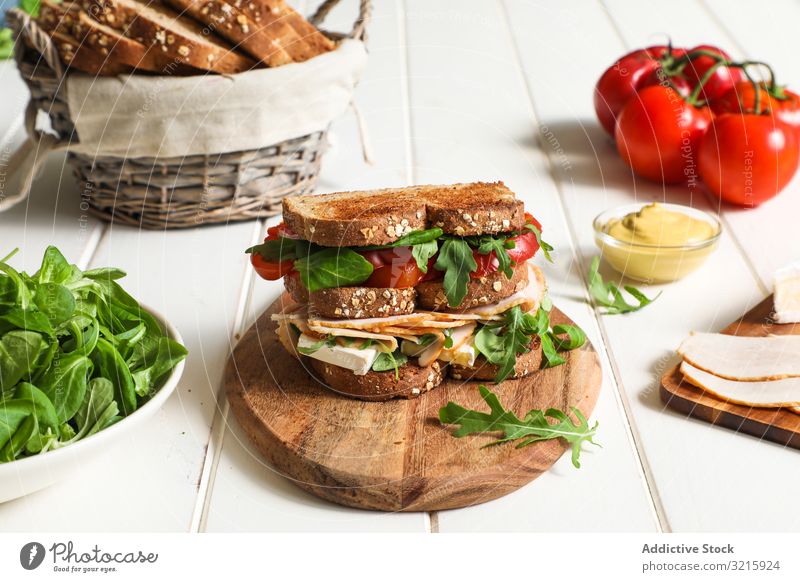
[224,297,602,512]
[661,296,800,449]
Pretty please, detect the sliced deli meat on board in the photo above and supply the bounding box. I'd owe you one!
[680,361,800,407]
[678,332,800,380]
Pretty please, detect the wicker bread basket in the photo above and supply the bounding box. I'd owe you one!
[7,0,371,229]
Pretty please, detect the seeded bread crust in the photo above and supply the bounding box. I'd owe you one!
[309,358,444,401]
[284,275,417,319]
[163,0,293,66]
[282,182,526,248]
[416,263,529,312]
[88,0,256,74]
[236,0,335,61]
[48,29,133,75]
[448,338,542,381]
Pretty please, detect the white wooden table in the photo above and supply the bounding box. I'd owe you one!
[0,0,797,533]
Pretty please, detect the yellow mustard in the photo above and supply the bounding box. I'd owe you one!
[597,203,720,283]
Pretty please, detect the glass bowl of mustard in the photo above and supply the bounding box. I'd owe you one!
[593,202,721,283]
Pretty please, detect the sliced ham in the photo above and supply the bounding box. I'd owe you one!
[678,332,800,381]
[681,361,800,407]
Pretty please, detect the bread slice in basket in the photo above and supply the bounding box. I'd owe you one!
[87,0,256,74]
[38,0,199,75]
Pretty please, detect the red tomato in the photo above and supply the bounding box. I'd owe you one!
[594,46,670,135]
[698,113,799,206]
[359,250,386,269]
[640,66,693,99]
[682,45,743,103]
[471,252,500,279]
[266,222,297,240]
[506,230,539,264]
[713,81,800,134]
[363,247,423,288]
[615,85,712,183]
[251,252,293,281]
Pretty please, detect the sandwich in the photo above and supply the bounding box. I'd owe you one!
[246,182,553,401]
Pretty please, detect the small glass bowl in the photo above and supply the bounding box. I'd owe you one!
[593,203,722,283]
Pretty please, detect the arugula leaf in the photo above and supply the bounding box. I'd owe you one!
[433,238,477,308]
[294,248,374,292]
[527,224,554,263]
[474,306,586,381]
[371,349,408,380]
[588,257,660,314]
[411,239,438,273]
[439,385,599,468]
[443,328,454,349]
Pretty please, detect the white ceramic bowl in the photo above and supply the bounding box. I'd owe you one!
[0,305,185,503]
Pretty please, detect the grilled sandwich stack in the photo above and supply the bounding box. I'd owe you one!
[33,0,334,76]
[249,182,551,401]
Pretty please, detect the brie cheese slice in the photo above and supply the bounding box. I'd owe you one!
[297,333,379,376]
[775,262,800,324]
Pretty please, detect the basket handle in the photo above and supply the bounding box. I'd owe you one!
[309,0,372,41]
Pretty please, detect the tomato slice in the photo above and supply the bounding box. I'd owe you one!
[251,252,293,281]
[266,222,298,241]
[471,252,500,278]
[362,247,423,288]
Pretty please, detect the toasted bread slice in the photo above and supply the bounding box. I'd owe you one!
[88,0,256,74]
[416,262,529,312]
[283,182,526,247]
[448,338,542,381]
[308,358,444,401]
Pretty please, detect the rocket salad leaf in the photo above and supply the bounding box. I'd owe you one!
[0,246,187,463]
[588,257,660,314]
[439,385,599,468]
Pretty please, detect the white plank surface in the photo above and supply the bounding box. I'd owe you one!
[1,0,798,533]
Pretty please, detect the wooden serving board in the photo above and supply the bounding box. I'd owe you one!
[661,296,800,449]
[224,297,601,512]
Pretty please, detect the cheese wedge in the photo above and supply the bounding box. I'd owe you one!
[681,361,800,407]
[678,332,800,380]
[774,262,800,324]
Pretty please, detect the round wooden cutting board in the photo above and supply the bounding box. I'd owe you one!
[224,297,602,512]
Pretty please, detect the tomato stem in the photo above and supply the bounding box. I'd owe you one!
[687,59,727,106]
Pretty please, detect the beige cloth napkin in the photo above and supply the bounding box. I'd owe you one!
[66,39,367,159]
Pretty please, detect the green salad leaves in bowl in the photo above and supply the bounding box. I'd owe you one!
[0,246,187,502]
